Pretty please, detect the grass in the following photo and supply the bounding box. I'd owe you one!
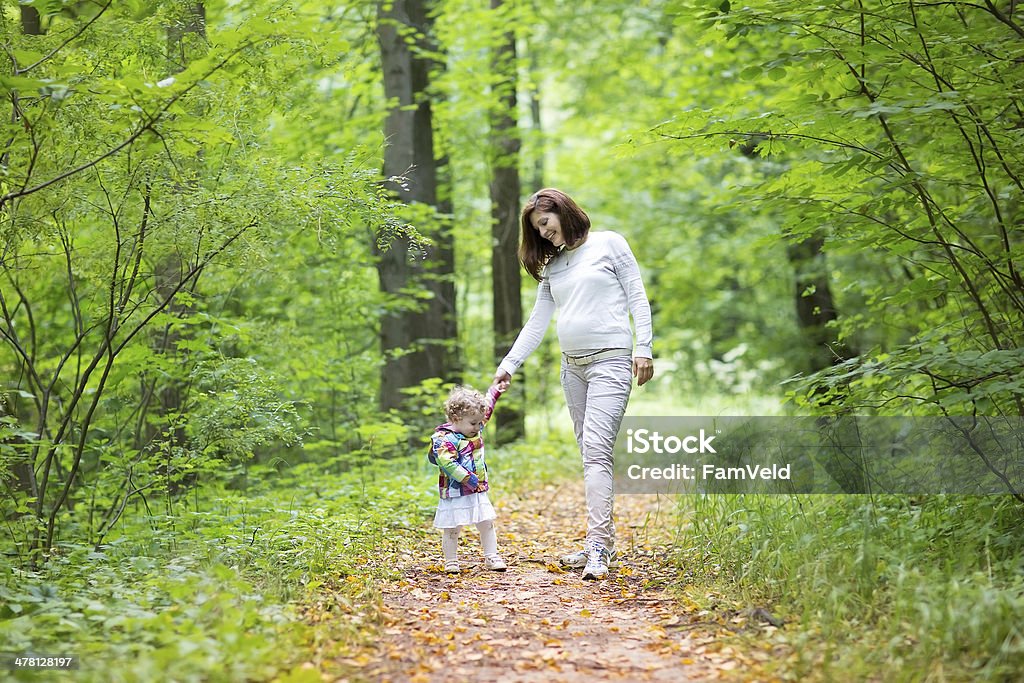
[0,432,577,683]
[620,390,1024,680]
[0,453,440,682]
[6,389,1020,682]
[670,493,1024,681]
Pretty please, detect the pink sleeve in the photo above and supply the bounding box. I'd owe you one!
[482,384,504,425]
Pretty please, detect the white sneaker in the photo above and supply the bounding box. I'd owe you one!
[582,543,612,580]
[561,545,617,569]
[559,547,589,568]
[484,555,507,571]
[444,560,461,574]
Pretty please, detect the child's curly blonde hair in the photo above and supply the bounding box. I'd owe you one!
[444,385,488,422]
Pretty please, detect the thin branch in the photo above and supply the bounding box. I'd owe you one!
[828,23,1007,349]
[0,43,254,210]
[942,417,1024,502]
[983,0,1024,38]
[94,476,159,549]
[57,221,85,339]
[0,278,44,414]
[40,215,259,553]
[17,0,114,74]
[112,218,257,357]
[801,15,1024,197]
[653,130,891,164]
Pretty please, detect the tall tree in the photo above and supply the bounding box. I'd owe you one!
[489,0,524,442]
[737,138,851,375]
[138,2,209,480]
[376,0,457,412]
[0,2,322,561]
[0,0,48,507]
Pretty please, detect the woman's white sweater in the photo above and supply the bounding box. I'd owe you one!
[499,230,653,375]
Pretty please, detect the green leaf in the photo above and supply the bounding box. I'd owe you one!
[11,49,44,66]
[0,75,55,93]
[740,65,763,80]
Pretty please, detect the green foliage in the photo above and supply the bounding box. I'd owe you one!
[1,0,1022,677]
[503,0,1023,413]
[495,0,806,398]
[0,429,571,682]
[0,0,420,564]
[1,550,299,683]
[787,344,1024,416]
[0,448,439,681]
[672,493,1024,680]
[189,359,302,453]
[652,1,1024,414]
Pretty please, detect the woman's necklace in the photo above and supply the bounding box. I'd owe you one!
[563,236,587,268]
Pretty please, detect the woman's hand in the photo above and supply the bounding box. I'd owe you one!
[633,357,654,386]
[493,369,512,389]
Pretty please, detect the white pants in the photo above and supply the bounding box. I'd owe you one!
[441,520,498,561]
[561,355,633,551]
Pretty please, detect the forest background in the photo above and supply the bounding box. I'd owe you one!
[1,0,1022,680]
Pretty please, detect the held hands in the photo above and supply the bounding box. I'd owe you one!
[492,369,511,393]
[633,357,654,386]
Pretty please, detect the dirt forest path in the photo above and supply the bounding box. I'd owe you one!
[335,482,777,683]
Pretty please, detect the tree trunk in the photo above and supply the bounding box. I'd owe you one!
[431,20,459,389]
[489,0,524,443]
[527,42,543,192]
[166,3,205,69]
[737,138,851,376]
[376,0,456,412]
[20,6,42,35]
[788,235,863,491]
[3,4,46,515]
[522,34,560,430]
[787,235,851,374]
[138,3,206,480]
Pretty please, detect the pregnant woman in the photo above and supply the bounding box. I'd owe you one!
[493,188,654,580]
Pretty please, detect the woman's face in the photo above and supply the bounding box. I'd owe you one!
[530,210,566,248]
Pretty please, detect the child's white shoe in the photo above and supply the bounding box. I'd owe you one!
[444,560,461,574]
[484,555,507,571]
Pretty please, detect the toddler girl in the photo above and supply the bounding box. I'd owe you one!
[429,382,507,573]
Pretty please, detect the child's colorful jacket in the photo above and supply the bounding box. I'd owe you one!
[429,385,503,499]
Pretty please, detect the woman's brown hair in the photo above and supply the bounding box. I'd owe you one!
[518,188,591,281]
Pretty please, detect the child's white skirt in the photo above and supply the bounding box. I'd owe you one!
[433,492,497,529]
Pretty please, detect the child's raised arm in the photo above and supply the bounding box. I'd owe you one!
[482,382,507,427]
